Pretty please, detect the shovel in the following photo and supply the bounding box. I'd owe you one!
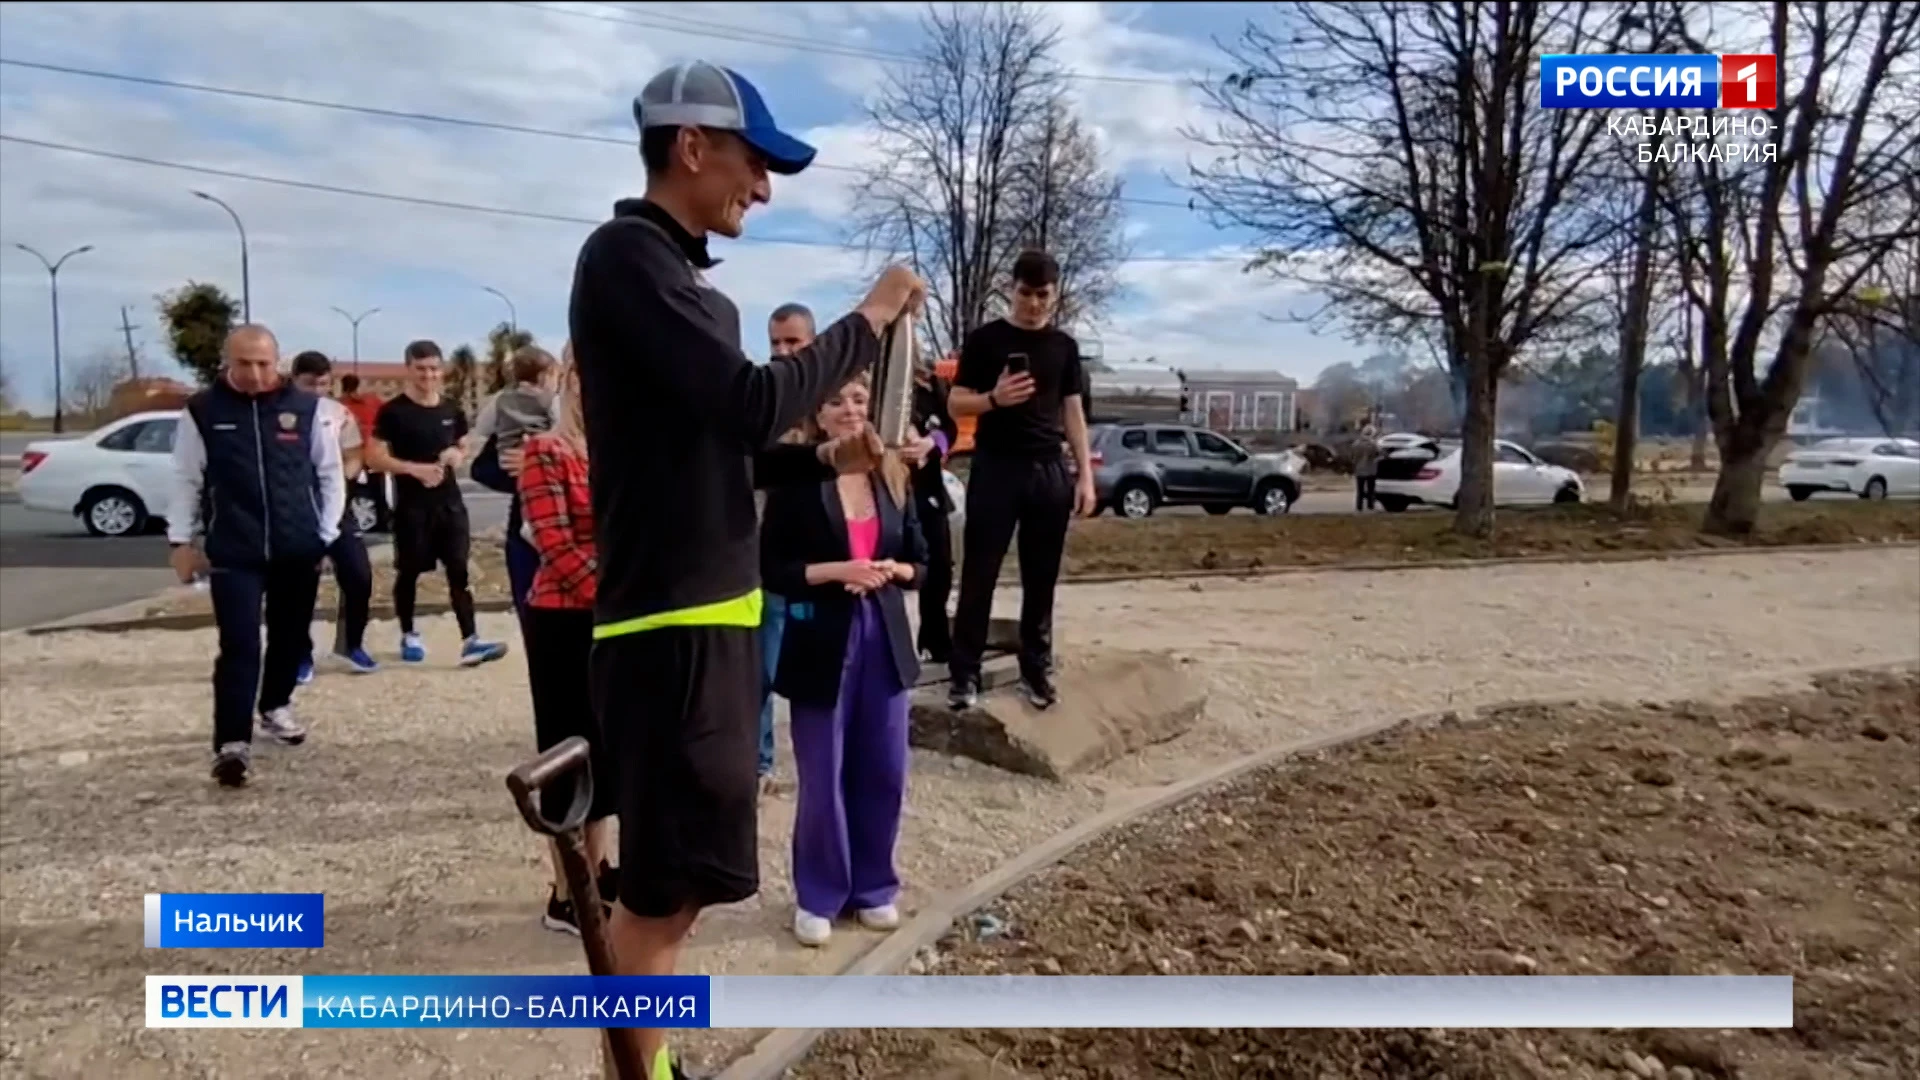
[507,736,643,1080]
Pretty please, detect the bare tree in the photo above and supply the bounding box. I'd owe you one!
[1663,0,1920,535]
[1003,98,1129,332]
[851,3,1121,355]
[1187,1,1630,537]
[64,351,123,422]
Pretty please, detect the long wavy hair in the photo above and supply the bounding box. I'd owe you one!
[800,371,910,509]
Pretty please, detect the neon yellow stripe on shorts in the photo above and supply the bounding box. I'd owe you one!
[592,588,763,640]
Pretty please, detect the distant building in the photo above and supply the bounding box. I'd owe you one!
[107,376,192,421]
[1181,369,1300,434]
[336,361,411,400]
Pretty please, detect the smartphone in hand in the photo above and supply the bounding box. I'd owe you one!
[1006,352,1030,375]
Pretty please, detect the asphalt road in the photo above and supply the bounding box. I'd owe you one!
[0,486,508,631]
[0,477,1759,632]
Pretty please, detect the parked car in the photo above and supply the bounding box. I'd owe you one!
[1779,437,1920,501]
[1372,435,1584,512]
[17,410,180,537]
[1089,422,1302,518]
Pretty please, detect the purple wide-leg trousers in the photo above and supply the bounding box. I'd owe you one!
[789,596,910,919]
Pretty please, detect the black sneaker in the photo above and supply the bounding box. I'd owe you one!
[947,675,980,711]
[211,742,251,787]
[541,889,582,937]
[597,862,619,906]
[1021,671,1058,710]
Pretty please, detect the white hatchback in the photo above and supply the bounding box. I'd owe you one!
[17,410,181,537]
[1779,437,1920,501]
[1372,435,1584,512]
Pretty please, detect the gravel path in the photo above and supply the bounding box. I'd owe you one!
[1,547,1915,1077]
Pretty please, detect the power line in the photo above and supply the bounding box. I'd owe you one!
[0,57,1196,210]
[0,134,1243,264]
[513,1,1197,87]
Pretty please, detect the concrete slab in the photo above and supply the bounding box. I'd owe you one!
[908,648,1206,780]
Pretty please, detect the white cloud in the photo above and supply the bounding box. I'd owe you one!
[0,0,1352,410]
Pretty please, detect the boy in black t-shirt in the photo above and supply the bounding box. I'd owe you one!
[367,340,509,667]
[946,250,1097,711]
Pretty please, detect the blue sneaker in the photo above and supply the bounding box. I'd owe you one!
[327,647,379,675]
[295,658,314,686]
[400,633,427,664]
[459,636,509,667]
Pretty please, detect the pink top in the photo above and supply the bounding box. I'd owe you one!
[847,516,880,561]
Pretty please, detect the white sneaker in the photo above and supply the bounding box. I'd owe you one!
[793,910,832,947]
[856,905,900,931]
[257,707,308,746]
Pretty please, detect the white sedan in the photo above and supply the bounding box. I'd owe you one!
[1372,436,1584,512]
[17,410,181,537]
[1779,437,1920,501]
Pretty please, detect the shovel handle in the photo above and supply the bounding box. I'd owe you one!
[505,737,595,837]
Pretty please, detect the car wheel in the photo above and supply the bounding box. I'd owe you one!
[1254,479,1295,516]
[1377,495,1410,513]
[1205,504,1233,516]
[1553,484,1581,505]
[81,487,148,538]
[1787,485,1815,502]
[1863,477,1888,500]
[1116,481,1157,519]
[349,493,381,533]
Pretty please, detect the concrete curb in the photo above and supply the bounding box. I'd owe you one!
[713,657,1920,1080]
[12,538,1914,638]
[1054,537,1920,587]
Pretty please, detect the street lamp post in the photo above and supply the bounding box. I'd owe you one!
[330,306,381,375]
[14,243,94,434]
[481,286,517,337]
[192,190,250,322]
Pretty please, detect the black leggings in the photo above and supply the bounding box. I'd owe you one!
[1355,475,1377,511]
[521,605,617,822]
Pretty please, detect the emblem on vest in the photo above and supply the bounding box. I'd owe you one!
[279,412,299,431]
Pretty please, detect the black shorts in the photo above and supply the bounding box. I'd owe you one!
[590,625,762,918]
[392,499,470,576]
[521,605,617,823]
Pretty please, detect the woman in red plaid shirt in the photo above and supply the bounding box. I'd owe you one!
[516,360,618,936]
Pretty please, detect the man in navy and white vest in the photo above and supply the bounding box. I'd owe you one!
[168,324,345,787]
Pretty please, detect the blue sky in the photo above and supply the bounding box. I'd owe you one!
[0,1,1362,410]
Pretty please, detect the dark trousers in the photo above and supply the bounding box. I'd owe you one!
[327,528,373,653]
[504,498,540,613]
[210,560,321,750]
[393,500,476,638]
[522,604,616,822]
[1355,474,1377,511]
[916,497,954,662]
[950,454,1072,684]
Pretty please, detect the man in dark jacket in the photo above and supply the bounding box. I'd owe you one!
[911,360,957,662]
[169,325,345,787]
[568,59,921,1080]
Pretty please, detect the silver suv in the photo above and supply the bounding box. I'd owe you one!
[1090,423,1302,518]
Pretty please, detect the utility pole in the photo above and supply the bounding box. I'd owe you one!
[118,306,141,378]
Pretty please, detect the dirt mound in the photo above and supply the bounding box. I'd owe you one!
[800,667,1920,1080]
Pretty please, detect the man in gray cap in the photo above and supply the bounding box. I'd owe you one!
[568,60,922,1079]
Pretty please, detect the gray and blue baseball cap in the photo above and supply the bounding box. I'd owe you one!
[634,61,817,175]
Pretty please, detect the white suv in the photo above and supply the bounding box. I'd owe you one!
[17,410,181,537]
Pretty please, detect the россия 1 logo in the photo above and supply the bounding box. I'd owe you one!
[1540,54,1778,109]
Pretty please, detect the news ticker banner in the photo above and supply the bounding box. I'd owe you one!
[144,893,325,949]
[148,975,1794,1030]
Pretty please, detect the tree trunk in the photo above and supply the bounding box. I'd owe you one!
[1609,156,1661,512]
[1702,431,1769,536]
[1452,360,1498,538]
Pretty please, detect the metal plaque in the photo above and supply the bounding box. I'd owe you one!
[872,310,916,446]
